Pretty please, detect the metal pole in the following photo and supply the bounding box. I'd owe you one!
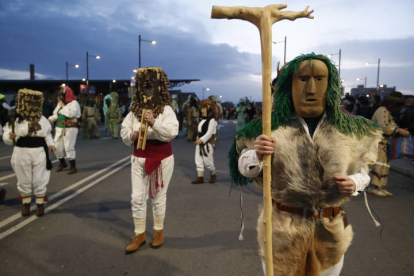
[86,51,89,93]
[66,62,69,82]
[139,35,142,68]
[377,58,380,91]
[284,36,287,64]
[364,77,367,94]
[338,49,341,79]
[202,88,204,100]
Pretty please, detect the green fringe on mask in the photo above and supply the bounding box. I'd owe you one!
[228,53,380,186]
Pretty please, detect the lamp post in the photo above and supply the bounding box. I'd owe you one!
[356,77,367,95]
[365,58,380,92]
[202,87,210,100]
[327,49,341,79]
[272,36,287,64]
[86,51,101,93]
[110,79,116,92]
[139,35,156,68]
[66,62,80,82]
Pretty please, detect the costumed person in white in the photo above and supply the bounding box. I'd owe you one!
[48,86,81,174]
[121,67,178,254]
[3,89,56,217]
[191,99,218,184]
[230,54,381,276]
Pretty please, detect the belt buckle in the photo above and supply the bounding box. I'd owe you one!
[316,208,324,222]
[303,207,324,222]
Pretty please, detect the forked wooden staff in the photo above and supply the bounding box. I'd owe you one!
[211,5,313,276]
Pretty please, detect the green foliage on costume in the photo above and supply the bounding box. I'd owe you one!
[228,53,380,186]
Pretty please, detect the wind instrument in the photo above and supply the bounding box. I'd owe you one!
[137,108,149,150]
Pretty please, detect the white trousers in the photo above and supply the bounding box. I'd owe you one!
[54,127,78,160]
[261,255,344,276]
[11,147,50,197]
[195,143,215,174]
[130,155,174,219]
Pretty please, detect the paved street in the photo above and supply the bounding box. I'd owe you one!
[0,121,413,276]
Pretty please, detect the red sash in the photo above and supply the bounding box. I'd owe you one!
[133,140,173,199]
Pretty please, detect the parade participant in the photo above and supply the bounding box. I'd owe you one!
[82,99,100,139]
[2,89,56,216]
[191,99,218,184]
[106,92,122,139]
[0,124,6,204]
[182,95,200,141]
[0,93,16,127]
[121,67,178,254]
[103,94,112,131]
[48,86,81,174]
[236,98,248,131]
[229,53,381,275]
[369,92,410,197]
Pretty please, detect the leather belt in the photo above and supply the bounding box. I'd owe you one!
[274,201,342,221]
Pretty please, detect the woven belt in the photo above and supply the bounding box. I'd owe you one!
[57,121,65,126]
[274,201,342,221]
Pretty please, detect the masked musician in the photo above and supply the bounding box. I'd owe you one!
[3,89,56,216]
[121,67,178,254]
[48,86,81,174]
[230,53,381,275]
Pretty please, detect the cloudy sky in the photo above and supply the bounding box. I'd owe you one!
[1,0,413,102]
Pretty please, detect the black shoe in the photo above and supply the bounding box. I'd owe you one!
[0,188,6,204]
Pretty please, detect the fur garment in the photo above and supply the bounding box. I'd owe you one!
[237,118,381,275]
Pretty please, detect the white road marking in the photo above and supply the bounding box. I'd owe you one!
[0,155,130,231]
[0,159,59,184]
[218,124,225,130]
[0,155,12,160]
[0,160,130,240]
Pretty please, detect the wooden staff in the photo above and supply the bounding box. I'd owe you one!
[211,5,313,276]
[137,108,149,150]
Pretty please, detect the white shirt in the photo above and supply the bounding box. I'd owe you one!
[48,100,81,122]
[198,118,217,144]
[121,105,179,146]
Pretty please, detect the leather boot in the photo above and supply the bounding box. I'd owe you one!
[56,158,67,172]
[151,229,164,249]
[191,177,204,184]
[125,233,146,254]
[67,160,78,175]
[209,174,217,183]
[21,203,31,216]
[0,187,6,204]
[36,204,45,217]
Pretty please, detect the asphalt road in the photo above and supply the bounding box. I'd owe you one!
[0,121,413,276]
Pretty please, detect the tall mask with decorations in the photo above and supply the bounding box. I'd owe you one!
[130,67,171,120]
[16,88,44,133]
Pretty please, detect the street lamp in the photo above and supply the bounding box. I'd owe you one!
[356,77,367,94]
[202,87,210,100]
[139,35,156,68]
[365,58,381,91]
[327,49,341,78]
[273,36,287,64]
[86,51,101,93]
[66,62,80,82]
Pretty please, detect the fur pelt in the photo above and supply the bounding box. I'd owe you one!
[237,118,381,275]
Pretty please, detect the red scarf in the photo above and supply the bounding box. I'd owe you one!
[133,140,173,198]
[64,86,76,103]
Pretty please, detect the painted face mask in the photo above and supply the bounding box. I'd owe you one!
[292,59,328,118]
[16,88,44,133]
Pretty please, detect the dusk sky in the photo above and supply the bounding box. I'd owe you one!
[1,0,413,103]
